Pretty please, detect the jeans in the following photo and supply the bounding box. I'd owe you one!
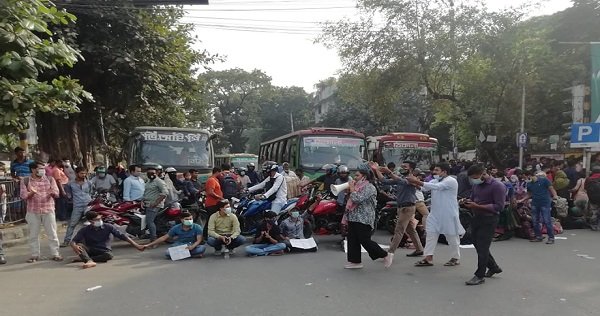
[347,221,387,264]
[78,245,114,263]
[270,202,285,214]
[145,207,158,240]
[64,205,87,243]
[245,242,287,256]
[531,204,554,239]
[26,211,60,257]
[389,206,423,253]
[471,214,501,278]
[165,243,206,259]
[207,235,246,250]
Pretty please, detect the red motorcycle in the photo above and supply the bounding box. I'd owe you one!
[309,191,343,235]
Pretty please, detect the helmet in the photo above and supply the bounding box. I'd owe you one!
[165,167,177,173]
[248,163,255,168]
[262,161,278,173]
[337,165,349,174]
[322,164,337,174]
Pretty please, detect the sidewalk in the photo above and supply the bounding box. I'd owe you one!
[1,222,68,248]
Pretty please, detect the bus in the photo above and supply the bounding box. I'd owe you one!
[124,126,216,183]
[366,132,438,170]
[259,127,366,178]
[215,153,259,169]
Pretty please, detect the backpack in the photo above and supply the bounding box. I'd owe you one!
[553,197,568,218]
[220,172,239,199]
[585,178,600,205]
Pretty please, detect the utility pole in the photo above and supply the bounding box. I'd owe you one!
[519,85,526,169]
[290,112,295,132]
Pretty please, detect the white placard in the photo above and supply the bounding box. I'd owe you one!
[168,245,191,261]
[289,237,318,249]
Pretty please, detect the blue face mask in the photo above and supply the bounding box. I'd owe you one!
[291,211,300,219]
[183,219,193,226]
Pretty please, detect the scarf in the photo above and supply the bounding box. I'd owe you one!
[345,179,369,212]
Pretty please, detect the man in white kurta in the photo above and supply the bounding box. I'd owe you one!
[408,163,465,266]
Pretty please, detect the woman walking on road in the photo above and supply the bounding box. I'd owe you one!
[344,164,392,269]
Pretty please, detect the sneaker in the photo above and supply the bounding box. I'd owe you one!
[465,276,485,286]
[530,237,544,242]
[0,255,6,264]
[60,241,69,248]
[344,262,364,269]
[485,268,503,278]
[384,253,394,268]
[546,239,555,245]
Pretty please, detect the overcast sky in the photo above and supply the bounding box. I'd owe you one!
[183,0,573,92]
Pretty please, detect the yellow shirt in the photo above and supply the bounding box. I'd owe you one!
[208,212,240,239]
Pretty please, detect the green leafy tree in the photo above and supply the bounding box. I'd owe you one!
[0,0,91,134]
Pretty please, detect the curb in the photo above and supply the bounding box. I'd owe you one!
[0,224,29,248]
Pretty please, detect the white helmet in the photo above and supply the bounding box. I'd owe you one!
[165,167,177,173]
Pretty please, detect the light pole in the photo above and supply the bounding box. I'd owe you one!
[519,85,526,169]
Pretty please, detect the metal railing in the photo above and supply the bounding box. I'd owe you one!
[0,178,27,225]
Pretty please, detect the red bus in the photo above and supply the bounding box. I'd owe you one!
[366,133,438,170]
[259,127,366,178]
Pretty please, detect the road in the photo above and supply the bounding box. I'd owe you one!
[0,229,599,316]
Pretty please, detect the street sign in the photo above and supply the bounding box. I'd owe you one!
[570,123,600,148]
[517,133,528,148]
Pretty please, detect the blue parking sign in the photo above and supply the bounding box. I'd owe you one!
[570,123,600,148]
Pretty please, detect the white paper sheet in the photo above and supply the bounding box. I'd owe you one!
[343,240,389,253]
[168,245,191,261]
[290,237,317,249]
[459,244,475,249]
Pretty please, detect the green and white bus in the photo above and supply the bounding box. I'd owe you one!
[215,153,259,169]
[258,127,366,179]
[125,126,216,183]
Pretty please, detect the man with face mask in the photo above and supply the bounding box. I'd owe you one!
[518,171,559,244]
[246,163,261,187]
[62,167,93,247]
[142,167,168,242]
[407,163,465,268]
[123,165,145,202]
[143,211,206,259]
[91,166,117,195]
[246,211,287,256]
[373,161,423,266]
[280,209,317,252]
[461,165,506,285]
[207,200,245,258]
[20,161,62,263]
[71,211,144,269]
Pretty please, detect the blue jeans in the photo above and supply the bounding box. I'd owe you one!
[165,243,206,259]
[245,242,286,256]
[270,202,285,214]
[145,208,158,240]
[207,236,246,251]
[531,204,554,239]
[64,205,87,243]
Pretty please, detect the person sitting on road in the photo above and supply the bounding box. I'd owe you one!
[248,163,288,214]
[246,211,287,256]
[143,211,206,259]
[70,211,144,269]
[207,200,246,257]
[279,209,317,252]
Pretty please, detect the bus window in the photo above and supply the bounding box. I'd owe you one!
[290,137,298,165]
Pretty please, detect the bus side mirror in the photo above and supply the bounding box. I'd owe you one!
[207,134,218,150]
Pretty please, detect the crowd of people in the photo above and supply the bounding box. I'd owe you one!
[1,146,599,288]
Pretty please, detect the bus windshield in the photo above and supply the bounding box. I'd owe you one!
[300,136,364,169]
[137,131,211,168]
[381,147,435,170]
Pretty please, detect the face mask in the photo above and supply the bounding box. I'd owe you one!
[93,220,103,228]
[470,178,484,185]
[400,168,410,175]
[147,173,156,180]
[98,173,106,179]
[183,219,193,226]
[433,175,441,180]
[37,169,46,177]
[240,171,246,176]
[291,211,300,218]
[224,207,232,214]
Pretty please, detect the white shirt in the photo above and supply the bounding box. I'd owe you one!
[415,189,425,202]
[248,172,288,205]
[422,176,465,236]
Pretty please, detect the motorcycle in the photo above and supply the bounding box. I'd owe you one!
[236,193,273,236]
[310,191,342,235]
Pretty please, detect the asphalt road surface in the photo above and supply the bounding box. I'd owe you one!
[1,229,599,316]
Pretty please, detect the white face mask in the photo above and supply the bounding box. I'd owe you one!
[37,169,46,177]
[224,207,232,214]
[433,174,441,180]
[93,220,103,228]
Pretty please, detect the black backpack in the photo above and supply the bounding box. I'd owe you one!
[585,178,600,205]
[220,172,239,199]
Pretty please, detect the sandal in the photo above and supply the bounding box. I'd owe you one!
[443,258,460,266]
[27,257,39,263]
[415,259,433,266]
[52,255,64,262]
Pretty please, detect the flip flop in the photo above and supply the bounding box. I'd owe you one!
[27,257,39,263]
[52,255,64,262]
[444,258,460,266]
[415,259,433,266]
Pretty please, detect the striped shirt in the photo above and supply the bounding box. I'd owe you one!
[20,176,59,214]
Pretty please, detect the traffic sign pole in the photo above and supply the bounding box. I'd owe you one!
[519,85,525,169]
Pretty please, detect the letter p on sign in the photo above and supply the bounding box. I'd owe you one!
[578,126,593,141]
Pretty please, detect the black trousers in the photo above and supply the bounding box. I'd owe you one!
[79,245,114,263]
[203,205,221,240]
[347,222,387,264]
[471,214,500,278]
